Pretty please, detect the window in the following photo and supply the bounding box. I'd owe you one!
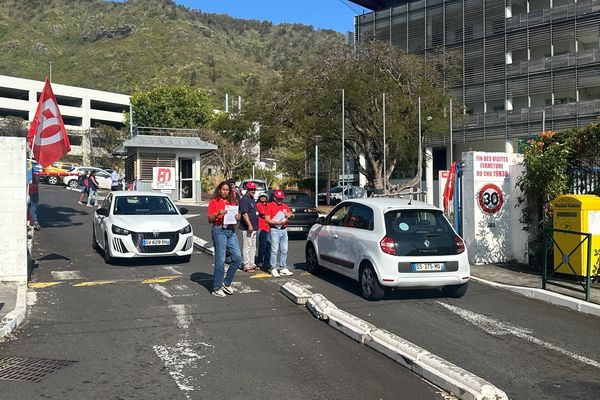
[114,196,178,215]
[101,194,112,212]
[346,204,374,230]
[327,204,351,226]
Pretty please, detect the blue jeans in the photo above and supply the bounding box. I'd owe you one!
[270,228,288,270]
[29,193,39,224]
[212,226,241,291]
[256,230,271,268]
[87,189,98,206]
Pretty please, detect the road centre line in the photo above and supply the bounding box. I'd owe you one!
[142,275,179,284]
[28,282,62,289]
[29,275,182,289]
[438,302,600,369]
[73,280,115,287]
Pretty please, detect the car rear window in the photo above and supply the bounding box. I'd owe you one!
[384,209,457,256]
[114,196,178,215]
[243,181,267,192]
[284,193,312,208]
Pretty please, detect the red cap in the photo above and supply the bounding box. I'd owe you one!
[274,190,285,199]
[246,182,257,189]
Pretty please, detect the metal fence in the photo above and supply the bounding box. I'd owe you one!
[569,167,600,195]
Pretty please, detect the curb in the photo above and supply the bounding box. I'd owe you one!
[471,276,600,318]
[193,235,214,256]
[0,283,28,339]
[281,285,508,400]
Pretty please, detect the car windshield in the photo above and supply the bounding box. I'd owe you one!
[284,193,312,208]
[384,209,457,256]
[113,195,178,215]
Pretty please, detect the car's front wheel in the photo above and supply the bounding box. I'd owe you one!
[47,176,59,185]
[359,262,385,301]
[442,282,469,298]
[68,179,78,189]
[103,235,113,264]
[305,242,320,274]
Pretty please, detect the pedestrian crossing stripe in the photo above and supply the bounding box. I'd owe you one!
[142,275,179,284]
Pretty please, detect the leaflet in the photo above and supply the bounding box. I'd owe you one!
[273,210,286,224]
[224,205,239,225]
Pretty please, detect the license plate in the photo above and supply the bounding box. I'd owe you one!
[287,226,303,231]
[142,239,170,246]
[412,262,445,272]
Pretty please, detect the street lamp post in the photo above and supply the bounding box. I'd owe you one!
[314,135,322,209]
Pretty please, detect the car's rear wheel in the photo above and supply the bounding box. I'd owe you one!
[68,179,78,189]
[359,262,385,301]
[442,282,469,298]
[47,176,58,185]
[92,226,99,251]
[103,235,113,264]
[305,242,320,274]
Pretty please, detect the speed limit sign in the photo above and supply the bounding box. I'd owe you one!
[478,183,503,214]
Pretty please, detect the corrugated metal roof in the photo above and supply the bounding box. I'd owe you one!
[122,135,218,152]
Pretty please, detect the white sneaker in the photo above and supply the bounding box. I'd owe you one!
[271,268,280,277]
[212,289,226,297]
[221,284,234,295]
[279,267,293,276]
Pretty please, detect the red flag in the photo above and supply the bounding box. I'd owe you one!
[443,162,456,212]
[27,77,71,167]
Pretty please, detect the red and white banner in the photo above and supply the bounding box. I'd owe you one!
[442,162,457,212]
[27,77,71,167]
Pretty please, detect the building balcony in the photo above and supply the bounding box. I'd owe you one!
[507,1,600,31]
[507,48,600,76]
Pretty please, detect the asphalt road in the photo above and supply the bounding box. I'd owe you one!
[187,196,600,400]
[0,185,446,400]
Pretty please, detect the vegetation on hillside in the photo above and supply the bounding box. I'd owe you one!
[0,0,343,106]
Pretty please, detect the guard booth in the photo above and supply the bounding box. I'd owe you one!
[550,194,600,276]
[120,134,217,205]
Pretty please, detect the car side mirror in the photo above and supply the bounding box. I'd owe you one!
[317,216,326,225]
[179,207,189,215]
[96,208,109,217]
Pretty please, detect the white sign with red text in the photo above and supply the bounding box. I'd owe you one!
[152,167,176,190]
[474,152,510,182]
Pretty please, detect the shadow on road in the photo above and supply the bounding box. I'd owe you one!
[190,272,213,293]
[37,204,87,228]
[293,261,453,301]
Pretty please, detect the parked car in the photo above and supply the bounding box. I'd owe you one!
[305,198,469,300]
[92,191,193,264]
[267,190,319,234]
[240,179,267,196]
[63,167,112,190]
[318,185,367,205]
[40,162,78,185]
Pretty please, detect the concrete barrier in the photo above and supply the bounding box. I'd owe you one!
[306,293,338,320]
[327,308,376,344]
[280,281,313,305]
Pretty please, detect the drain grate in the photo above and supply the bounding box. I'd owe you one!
[0,357,77,382]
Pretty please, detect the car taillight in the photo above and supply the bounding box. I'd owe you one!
[380,236,396,256]
[303,208,318,213]
[455,235,465,254]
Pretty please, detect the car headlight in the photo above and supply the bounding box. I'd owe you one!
[112,225,130,235]
[179,224,192,234]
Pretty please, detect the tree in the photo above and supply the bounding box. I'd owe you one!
[252,41,458,190]
[126,85,213,130]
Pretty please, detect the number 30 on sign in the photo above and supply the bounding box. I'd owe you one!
[478,183,503,215]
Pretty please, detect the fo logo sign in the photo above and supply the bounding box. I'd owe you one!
[478,183,503,215]
[152,167,176,190]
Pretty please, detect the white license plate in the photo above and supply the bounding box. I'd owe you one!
[287,226,303,231]
[142,239,170,246]
[412,262,445,272]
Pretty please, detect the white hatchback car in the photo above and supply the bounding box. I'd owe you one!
[305,198,470,300]
[64,166,112,190]
[92,191,194,264]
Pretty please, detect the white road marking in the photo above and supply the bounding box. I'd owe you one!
[149,284,172,298]
[51,270,83,280]
[26,291,37,306]
[438,302,600,369]
[169,304,193,330]
[162,266,182,275]
[170,284,197,297]
[153,340,213,397]
[230,281,260,293]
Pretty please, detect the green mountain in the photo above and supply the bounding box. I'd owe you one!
[0,0,343,104]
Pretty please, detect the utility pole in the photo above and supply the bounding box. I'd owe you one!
[383,93,387,195]
[341,89,345,199]
[49,61,53,82]
[418,97,422,194]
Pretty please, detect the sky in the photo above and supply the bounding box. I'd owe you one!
[174,0,370,33]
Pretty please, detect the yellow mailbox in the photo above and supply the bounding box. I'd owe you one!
[551,194,600,276]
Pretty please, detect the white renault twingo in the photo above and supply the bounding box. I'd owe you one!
[305,198,470,300]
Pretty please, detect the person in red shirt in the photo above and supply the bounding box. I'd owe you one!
[207,181,241,297]
[265,190,294,277]
[255,192,271,271]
